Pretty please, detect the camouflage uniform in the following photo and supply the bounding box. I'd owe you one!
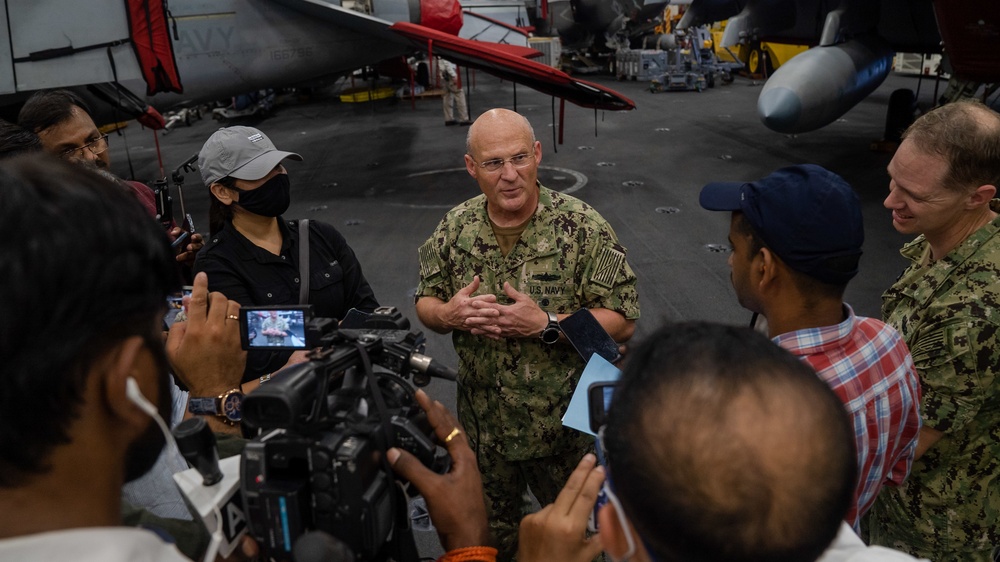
[261,316,289,346]
[868,200,1000,562]
[417,185,640,559]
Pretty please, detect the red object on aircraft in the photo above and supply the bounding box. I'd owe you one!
[389,22,635,111]
[421,0,464,36]
[932,1,1000,84]
[125,0,183,95]
[137,105,167,130]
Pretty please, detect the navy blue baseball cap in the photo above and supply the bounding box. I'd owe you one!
[699,164,864,285]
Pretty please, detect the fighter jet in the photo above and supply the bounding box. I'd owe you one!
[0,0,633,128]
[679,0,1000,134]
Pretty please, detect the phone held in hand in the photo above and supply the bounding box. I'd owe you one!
[163,285,195,330]
[587,380,617,532]
[170,230,191,254]
[559,308,622,364]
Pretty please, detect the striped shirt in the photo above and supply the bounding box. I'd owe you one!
[773,304,922,531]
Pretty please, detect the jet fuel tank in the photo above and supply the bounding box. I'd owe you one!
[757,35,894,134]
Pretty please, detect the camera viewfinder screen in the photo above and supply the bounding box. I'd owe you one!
[246,308,308,349]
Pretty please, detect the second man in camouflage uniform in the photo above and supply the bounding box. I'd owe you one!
[415,108,640,560]
[867,100,1000,561]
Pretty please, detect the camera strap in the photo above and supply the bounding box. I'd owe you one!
[298,219,310,304]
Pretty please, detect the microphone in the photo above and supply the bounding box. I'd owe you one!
[293,531,355,562]
[172,417,223,486]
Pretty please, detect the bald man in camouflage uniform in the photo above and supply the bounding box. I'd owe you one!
[868,100,1000,562]
[415,108,639,560]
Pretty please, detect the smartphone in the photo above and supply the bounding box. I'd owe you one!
[239,305,312,351]
[170,230,191,254]
[587,381,616,532]
[559,308,622,364]
[587,380,617,434]
[163,285,194,329]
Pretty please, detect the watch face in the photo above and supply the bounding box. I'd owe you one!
[541,326,561,344]
[222,392,243,422]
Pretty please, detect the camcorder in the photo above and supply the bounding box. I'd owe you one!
[238,306,457,562]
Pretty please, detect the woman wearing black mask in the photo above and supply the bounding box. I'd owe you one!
[194,126,379,386]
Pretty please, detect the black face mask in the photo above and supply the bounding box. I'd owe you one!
[123,335,173,483]
[234,173,290,217]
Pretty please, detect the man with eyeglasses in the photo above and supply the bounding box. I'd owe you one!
[415,108,640,560]
[517,322,926,562]
[18,89,203,270]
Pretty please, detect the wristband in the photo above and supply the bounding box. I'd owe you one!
[436,546,498,562]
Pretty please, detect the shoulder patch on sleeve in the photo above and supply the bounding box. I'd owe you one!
[591,246,626,289]
[418,239,442,280]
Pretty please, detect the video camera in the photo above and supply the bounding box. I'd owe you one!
[239,306,456,562]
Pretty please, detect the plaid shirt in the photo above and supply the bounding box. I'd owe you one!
[773,304,922,531]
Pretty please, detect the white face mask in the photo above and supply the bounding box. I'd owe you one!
[603,479,638,562]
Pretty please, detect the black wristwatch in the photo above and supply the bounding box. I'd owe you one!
[540,311,561,344]
[188,388,244,426]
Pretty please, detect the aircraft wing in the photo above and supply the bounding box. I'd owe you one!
[274,0,633,111]
[389,22,635,110]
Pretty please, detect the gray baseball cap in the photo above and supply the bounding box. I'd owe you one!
[198,126,302,186]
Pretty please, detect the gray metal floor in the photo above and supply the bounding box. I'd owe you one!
[107,69,962,557]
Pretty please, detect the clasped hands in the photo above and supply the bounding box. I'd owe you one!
[447,275,549,340]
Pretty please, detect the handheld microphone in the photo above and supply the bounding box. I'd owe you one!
[172,417,223,486]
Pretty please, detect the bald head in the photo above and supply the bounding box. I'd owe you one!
[902,99,1000,193]
[606,322,856,562]
[466,108,535,157]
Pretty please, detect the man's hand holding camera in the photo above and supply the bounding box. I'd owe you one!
[166,272,246,432]
[387,389,492,553]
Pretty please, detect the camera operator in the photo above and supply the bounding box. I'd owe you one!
[517,323,927,562]
[0,155,243,560]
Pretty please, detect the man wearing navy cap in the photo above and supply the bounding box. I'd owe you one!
[699,164,922,535]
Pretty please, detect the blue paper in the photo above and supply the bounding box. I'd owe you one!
[561,354,622,436]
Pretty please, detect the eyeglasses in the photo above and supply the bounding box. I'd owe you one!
[59,134,109,160]
[475,152,534,173]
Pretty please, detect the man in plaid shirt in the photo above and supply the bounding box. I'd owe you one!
[699,164,922,532]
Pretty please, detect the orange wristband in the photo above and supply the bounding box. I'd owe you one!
[436,546,498,562]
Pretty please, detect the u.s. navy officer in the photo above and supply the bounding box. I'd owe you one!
[414,108,640,560]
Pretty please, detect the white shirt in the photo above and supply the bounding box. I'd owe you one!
[0,528,191,561]
[817,523,930,562]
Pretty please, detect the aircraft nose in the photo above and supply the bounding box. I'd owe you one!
[758,87,802,134]
[419,0,463,35]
